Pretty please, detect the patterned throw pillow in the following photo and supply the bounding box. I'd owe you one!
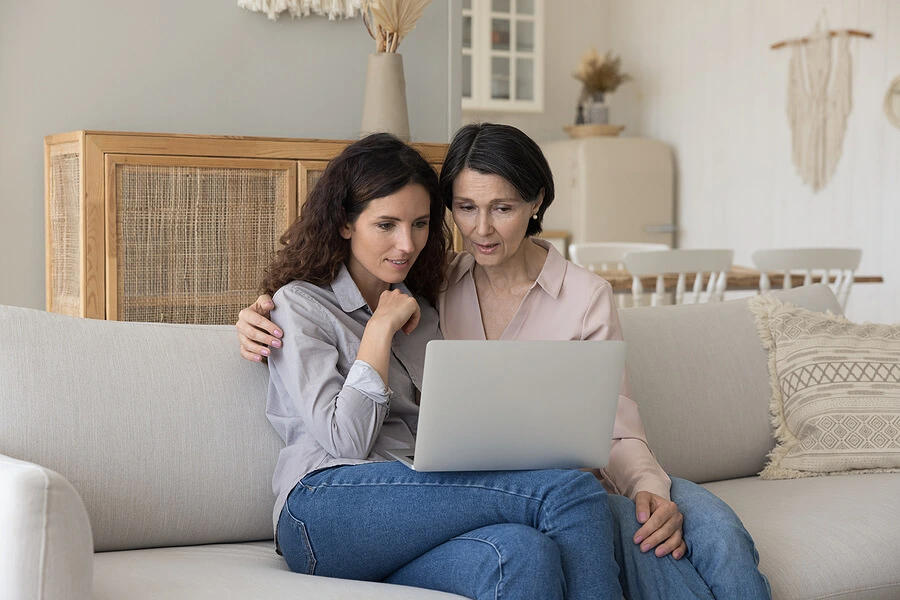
[749,295,900,479]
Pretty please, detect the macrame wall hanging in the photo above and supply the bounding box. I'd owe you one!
[771,17,872,192]
[238,0,363,21]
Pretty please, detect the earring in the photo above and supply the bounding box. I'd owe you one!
[532,213,538,220]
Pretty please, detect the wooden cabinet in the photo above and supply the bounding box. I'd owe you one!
[45,131,449,323]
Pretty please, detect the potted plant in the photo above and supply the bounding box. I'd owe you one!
[573,48,631,125]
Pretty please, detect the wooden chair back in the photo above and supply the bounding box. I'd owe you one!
[623,249,734,306]
[569,242,669,272]
[751,248,862,309]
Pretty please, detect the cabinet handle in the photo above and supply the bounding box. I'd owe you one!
[645,224,677,233]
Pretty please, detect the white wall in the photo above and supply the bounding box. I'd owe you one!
[463,1,899,323]
[0,0,458,311]
[607,0,900,323]
[462,0,610,141]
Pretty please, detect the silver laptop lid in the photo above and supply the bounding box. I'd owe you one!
[411,340,626,472]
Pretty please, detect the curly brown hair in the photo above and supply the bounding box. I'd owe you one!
[262,133,449,306]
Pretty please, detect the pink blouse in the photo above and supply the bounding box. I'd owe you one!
[438,238,671,500]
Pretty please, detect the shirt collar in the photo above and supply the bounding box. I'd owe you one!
[331,263,414,313]
[452,237,566,299]
[531,237,566,299]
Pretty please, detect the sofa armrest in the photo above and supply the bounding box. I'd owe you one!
[0,454,93,600]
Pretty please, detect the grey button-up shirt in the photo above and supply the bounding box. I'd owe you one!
[266,265,441,532]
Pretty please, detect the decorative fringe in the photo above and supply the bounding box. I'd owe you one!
[748,295,900,480]
[748,295,801,479]
[238,0,363,21]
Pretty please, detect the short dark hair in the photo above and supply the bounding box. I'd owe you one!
[439,123,555,237]
[262,133,449,305]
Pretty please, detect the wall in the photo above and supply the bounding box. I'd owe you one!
[462,0,610,142]
[464,1,898,323]
[0,0,458,311]
[607,0,900,323]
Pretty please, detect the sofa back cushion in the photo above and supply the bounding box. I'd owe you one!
[0,306,282,552]
[617,285,842,483]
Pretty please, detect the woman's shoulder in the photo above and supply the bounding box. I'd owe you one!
[562,259,614,296]
[272,280,339,321]
[273,279,327,303]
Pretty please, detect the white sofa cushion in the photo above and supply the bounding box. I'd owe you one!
[618,285,843,483]
[0,305,282,551]
[93,541,465,599]
[703,473,900,600]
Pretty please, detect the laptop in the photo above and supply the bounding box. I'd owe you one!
[384,339,626,472]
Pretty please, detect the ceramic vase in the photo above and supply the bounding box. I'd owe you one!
[586,91,609,125]
[360,53,410,141]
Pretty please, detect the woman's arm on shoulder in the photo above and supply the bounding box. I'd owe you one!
[236,294,282,363]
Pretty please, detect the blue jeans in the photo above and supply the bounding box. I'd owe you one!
[608,477,771,600]
[277,462,622,599]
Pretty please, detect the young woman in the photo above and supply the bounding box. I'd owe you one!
[242,125,771,600]
[262,132,623,600]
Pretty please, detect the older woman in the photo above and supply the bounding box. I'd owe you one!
[239,124,770,600]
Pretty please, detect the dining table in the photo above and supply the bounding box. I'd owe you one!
[594,265,884,293]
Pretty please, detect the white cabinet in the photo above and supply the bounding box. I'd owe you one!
[462,0,544,112]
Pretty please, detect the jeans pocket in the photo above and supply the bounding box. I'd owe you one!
[277,500,318,575]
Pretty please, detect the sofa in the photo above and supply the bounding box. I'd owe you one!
[1,284,898,600]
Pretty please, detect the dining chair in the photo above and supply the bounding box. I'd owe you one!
[568,242,670,272]
[622,249,734,306]
[751,248,862,310]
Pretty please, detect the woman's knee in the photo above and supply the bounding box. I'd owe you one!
[607,492,640,536]
[670,478,757,557]
[459,524,565,599]
[670,479,744,531]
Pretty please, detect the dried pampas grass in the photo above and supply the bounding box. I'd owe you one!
[363,0,432,53]
[574,48,631,98]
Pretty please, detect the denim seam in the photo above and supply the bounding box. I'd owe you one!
[281,498,318,574]
[309,481,546,503]
[307,457,329,483]
[454,536,503,600]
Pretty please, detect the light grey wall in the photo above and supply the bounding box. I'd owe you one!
[0,0,457,310]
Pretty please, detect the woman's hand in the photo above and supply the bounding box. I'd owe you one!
[236,294,283,363]
[632,491,687,560]
[357,290,420,387]
[369,289,421,336]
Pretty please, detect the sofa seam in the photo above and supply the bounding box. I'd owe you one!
[810,582,900,600]
[38,468,50,600]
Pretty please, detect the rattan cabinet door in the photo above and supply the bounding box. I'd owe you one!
[297,160,328,216]
[105,154,297,324]
[46,139,83,317]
